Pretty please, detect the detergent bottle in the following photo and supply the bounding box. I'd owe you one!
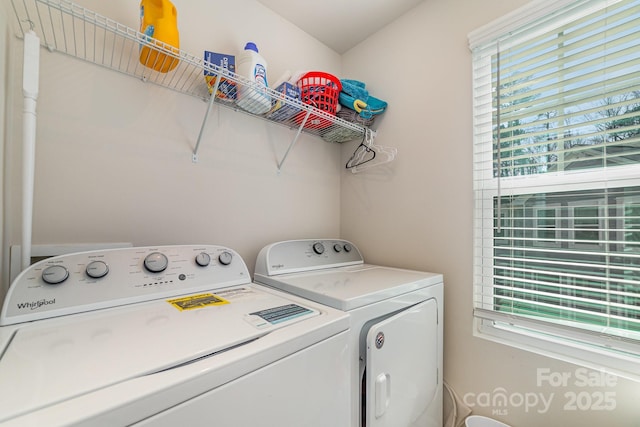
[235,42,271,115]
[139,0,180,73]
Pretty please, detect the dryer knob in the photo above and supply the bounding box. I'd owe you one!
[42,265,69,284]
[333,244,343,253]
[313,242,325,255]
[343,243,352,252]
[144,252,169,273]
[218,251,233,266]
[195,252,211,267]
[86,260,109,278]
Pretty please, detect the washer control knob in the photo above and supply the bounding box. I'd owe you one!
[195,252,211,267]
[218,251,233,266]
[144,252,169,273]
[42,265,69,284]
[313,242,325,255]
[333,244,343,253]
[86,260,109,279]
[343,243,352,253]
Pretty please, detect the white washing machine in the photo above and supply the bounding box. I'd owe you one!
[0,244,351,427]
[254,239,444,427]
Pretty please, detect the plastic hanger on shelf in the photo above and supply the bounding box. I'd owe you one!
[345,129,397,173]
[346,138,376,169]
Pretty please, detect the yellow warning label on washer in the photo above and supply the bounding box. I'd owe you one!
[167,293,229,311]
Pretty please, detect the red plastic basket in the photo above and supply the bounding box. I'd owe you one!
[294,72,342,129]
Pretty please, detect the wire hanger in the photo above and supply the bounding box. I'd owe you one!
[346,131,376,169]
[345,128,397,173]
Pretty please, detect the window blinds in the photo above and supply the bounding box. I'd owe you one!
[471,0,640,373]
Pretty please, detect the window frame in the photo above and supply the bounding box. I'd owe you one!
[469,0,640,381]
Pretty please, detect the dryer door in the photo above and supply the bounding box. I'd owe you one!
[365,299,439,427]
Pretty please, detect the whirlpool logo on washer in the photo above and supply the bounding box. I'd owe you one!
[375,332,385,349]
[16,298,56,310]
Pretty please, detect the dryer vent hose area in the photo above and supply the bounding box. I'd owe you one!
[443,381,472,427]
[21,29,40,272]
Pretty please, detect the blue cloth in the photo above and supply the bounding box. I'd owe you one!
[339,79,387,119]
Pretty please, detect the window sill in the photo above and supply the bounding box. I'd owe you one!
[474,317,640,383]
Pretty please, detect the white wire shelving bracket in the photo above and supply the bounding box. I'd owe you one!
[9,0,366,171]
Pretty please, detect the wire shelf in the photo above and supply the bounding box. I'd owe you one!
[9,0,366,167]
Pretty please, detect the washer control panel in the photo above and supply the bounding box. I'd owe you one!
[1,245,249,325]
[254,239,364,276]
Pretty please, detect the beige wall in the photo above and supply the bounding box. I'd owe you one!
[3,0,640,425]
[0,9,8,293]
[1,0,345,291]
[341,0,640,426]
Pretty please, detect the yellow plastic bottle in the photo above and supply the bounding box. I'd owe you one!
[139,0,180,73]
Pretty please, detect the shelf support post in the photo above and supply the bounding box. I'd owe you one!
[277,109,311,172]
[192,78,222,162]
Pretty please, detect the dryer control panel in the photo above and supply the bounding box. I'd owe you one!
[1,245,250,325]
[254,239,364,276]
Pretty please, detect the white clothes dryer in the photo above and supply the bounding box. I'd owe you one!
[0,245,350,427]
[254,239,444,427]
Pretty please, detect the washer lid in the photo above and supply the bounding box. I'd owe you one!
[255,264,443,311]
[0,286,318,422]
